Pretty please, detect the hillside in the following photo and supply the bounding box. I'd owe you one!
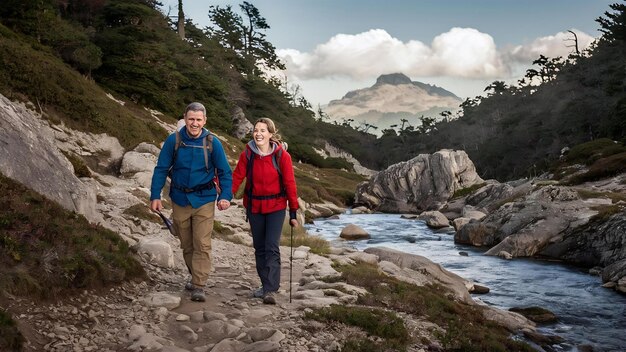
[0,0,376,174]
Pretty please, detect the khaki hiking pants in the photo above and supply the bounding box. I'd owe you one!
[172,202,215,287]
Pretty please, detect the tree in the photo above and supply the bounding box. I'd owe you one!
[177,0,185,40]
[596,2,626,42]
[207,2,284,75]
[565,30,580,56]
[484,81,509,96]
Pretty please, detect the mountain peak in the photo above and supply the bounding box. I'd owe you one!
[374,73,412,86]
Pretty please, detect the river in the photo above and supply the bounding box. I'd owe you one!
[305,213,626,352]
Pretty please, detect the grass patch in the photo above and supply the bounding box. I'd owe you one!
[280,215,330,255]
[61,151,92,178]
[336,263,534,352]
[452,182,486,199]
[306,305,409,351]
[123,204,160,223]
[0,173,145,299]
[565,138,626,165]
[280,231,330,255]
[590,204,625,222]
[567,152,626,185]
[293,164,365,206]
[0,310,24,352]
[576,189,626,203]
[212,220,235,239]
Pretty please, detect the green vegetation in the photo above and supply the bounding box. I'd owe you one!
[452,182,486,199]
[306,305,410,351]
[565,138,626,165]
[0,23,167,150]
[332,263,534,351]
[0,310,23,352]
[568,152,626,185]
[0,174,145,299]
[61,151,92,178]
[280,230,330,255]
[123,203,160,223]
[509,306,558,324]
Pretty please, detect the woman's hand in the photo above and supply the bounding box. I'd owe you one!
[289,219,299,228]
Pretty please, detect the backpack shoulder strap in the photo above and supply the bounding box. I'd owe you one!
[169,131,182,177]
[174,130,181,152]
[202,133,214,173]
[272,149,283,176]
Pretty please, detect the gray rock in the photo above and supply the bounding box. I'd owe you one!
[417,211,450,228]
[141,292,181,310]
[231,106,253,140]
[137,238,174,268]
[355,149,483,213]
[339,224,369,240]
[0,95,98,222]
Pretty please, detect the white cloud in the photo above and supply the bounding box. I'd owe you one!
[278,28,509,80]
[278,28,598,83]
[276,28,599,105]
[506,29,596,62]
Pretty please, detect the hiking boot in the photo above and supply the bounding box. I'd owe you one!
[191,288,206,302]
[262,291,277,305]
[185,282,194,291]
[253,287,264,298]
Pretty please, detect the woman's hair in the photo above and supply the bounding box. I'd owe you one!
[254,117,282,143]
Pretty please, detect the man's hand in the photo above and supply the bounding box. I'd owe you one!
[150,199,163,213]
[217,199,230,211]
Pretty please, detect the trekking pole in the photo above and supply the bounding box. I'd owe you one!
[289,225,293,303]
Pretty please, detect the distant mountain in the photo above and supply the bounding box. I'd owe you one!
[325,73,462,132]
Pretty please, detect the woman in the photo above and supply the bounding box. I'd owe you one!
[231,118,299,305]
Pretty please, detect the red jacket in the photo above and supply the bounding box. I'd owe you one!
[232,141,299,215]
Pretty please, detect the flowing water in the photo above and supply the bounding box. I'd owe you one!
[305,213,626,352]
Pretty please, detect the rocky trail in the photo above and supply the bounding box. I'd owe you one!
[5,200,378,352]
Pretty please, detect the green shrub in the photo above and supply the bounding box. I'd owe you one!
[452,182,486,199]
[61,151,92,178]
[567,152,626,184]
[566,138,626,165]
[0,173,145,299]
[123,203,159,223]
[306,305,409,350]
[0,310,24,352]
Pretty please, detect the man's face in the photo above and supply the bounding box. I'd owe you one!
[184,110,206,138]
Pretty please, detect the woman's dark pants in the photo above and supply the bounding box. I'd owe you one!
[249,210,285,293]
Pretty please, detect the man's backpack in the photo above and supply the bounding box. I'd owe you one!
[169,129,221,194]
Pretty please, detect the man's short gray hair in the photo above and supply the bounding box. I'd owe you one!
[185,102,206,116]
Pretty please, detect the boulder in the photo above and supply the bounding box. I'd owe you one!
[355,149,483,213]
[417,210,450,228]
[340,224,370,240]
[364,247,473,303]
[231,106,253,139]
[0,95,99,222]
[137,238,175,268]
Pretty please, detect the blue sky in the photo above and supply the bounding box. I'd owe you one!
[160,0,615,106]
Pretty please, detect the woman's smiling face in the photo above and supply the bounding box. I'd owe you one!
[253,122,272,150]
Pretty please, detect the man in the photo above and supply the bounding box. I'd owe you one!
[150,102,232,302]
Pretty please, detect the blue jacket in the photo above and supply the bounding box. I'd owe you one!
[150,127,233,208]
